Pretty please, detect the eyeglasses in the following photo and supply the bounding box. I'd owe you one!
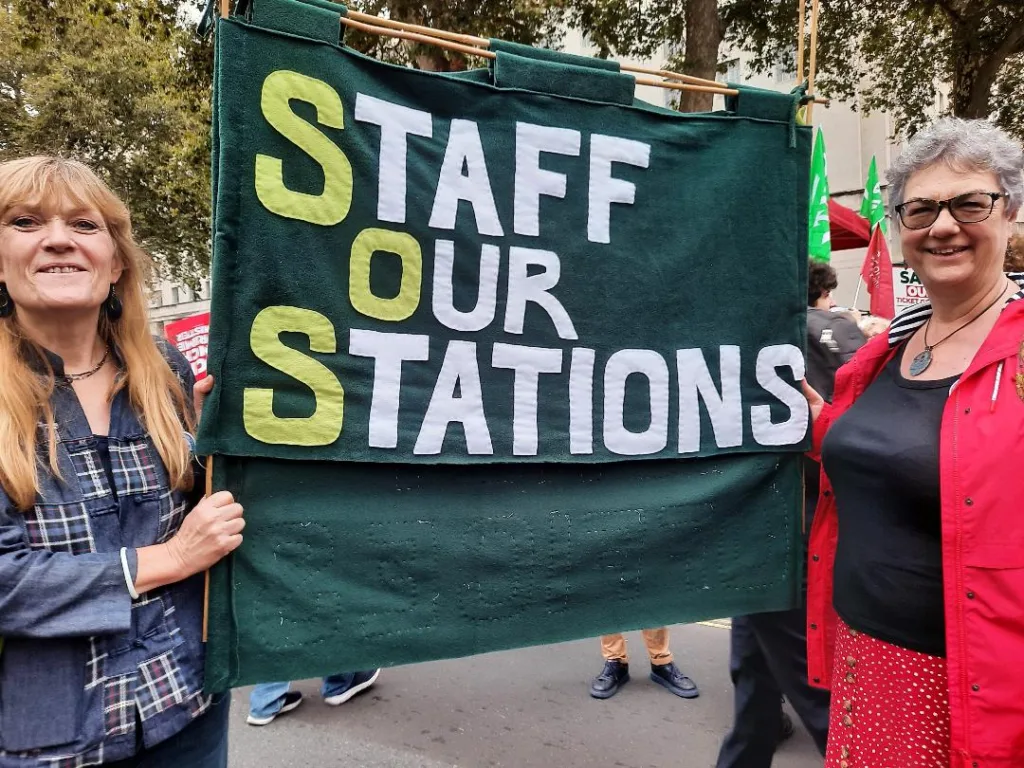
[894,192,1007,230]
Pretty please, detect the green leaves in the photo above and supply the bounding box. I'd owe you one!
[0,0,213,286]
[728,0,1024,140]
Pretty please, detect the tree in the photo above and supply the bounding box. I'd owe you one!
[726,0,1024,139]
[559,0,726,112]
[344,0,564,72]
[0,0,214,285]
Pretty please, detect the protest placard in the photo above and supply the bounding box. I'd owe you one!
[164,312,210,380]
[892,265,929,313]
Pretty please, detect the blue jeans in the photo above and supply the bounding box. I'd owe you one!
[248,674,358,718]
[107,693,230,768]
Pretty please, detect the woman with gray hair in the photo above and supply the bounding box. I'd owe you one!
[802,117,1024,768]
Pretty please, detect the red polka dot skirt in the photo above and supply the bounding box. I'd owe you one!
[825,618,950,768]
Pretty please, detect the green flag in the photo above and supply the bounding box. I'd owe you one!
[808,127,831,262]
[860,155,888,234]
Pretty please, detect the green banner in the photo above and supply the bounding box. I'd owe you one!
[200,0,812,690]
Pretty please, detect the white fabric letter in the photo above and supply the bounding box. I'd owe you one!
[429,120,504,236]
[751,344,809,446]
[587,135,651,244]
[569,348,595,454]
[513,122,581,237]
[603,349,670,456]
[415,341,493,455]
[431,240,500,332]
[504,247,578,341]
[354,94,433,224]
[676,346,743,453]
[349,330,430,449]
[492,344,563,456]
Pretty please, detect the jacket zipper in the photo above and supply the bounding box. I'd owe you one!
[951,388,971,763]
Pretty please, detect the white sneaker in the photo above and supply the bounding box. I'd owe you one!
[246,691,303,725]
[323,669,380,706]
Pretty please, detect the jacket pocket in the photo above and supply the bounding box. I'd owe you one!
[0,637,87,751]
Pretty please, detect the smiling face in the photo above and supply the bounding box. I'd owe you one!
[899,163,1014,296]
[0,202,122,322]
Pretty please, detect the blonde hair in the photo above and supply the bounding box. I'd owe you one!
[0,156,193,511]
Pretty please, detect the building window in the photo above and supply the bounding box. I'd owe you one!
[719,58,742,84]
[774,49,797,84]
[171,286,181,305]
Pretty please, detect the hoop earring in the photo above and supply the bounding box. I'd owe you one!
[104,284,123,321]
[0,283,13,319]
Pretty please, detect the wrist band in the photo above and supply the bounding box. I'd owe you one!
[120,547,139,600]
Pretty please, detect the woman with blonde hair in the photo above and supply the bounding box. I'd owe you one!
[0,156,243,767]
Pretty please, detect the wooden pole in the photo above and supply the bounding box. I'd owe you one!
[201,456,214,643]
[796,0,806,84]
[806,0,822,120]
[219,0,231,18]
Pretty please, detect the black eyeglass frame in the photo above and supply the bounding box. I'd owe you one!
[894,192,1008,230]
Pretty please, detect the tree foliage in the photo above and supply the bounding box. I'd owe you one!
[0,0,213,284]
[558,0,726,111]
[346,0,564,71]
[726,0,1024,139]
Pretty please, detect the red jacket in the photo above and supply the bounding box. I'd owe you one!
[807,295,1024,768]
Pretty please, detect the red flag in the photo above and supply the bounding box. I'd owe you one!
[860,226,895,319]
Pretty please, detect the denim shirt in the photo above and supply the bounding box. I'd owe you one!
[0,343,210,766]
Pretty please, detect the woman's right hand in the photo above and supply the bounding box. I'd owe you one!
[802,380,825,424]
[165,490,245,578]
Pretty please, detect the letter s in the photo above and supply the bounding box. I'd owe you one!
[243,306,344,446]
[255,70,352,226]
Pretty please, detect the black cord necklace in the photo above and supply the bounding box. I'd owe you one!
[65,347,110,382]
[909,283,1010,376]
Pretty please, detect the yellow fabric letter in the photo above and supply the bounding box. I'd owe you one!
[255,70,352,226]
[243,306,344,446]
[349,228,422,321]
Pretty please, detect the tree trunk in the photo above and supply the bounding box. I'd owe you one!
[950,21,1024,119]
[678,0,723,113]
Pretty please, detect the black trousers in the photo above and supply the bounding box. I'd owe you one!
[714,608,830,768]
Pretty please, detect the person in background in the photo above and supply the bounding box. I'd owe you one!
[857,315,890,340]
[803,117,1024,767]
[0,156,242,766]
[804,261,868,401]
[715,259,861,768]
[590,628,699,699]
[247,670,381,726]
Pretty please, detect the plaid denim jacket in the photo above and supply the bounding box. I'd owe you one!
[0,344,211,767]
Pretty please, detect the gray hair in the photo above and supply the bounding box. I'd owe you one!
[887,118,1024,222]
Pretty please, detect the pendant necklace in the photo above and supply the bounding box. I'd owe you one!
[909,285,1009,376]
[65,347,110,382]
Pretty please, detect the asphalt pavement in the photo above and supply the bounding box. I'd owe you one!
[227,621,824,768]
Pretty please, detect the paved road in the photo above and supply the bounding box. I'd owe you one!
[227,621,824,768]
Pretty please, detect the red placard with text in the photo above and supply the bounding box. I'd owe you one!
[164,312,210,380]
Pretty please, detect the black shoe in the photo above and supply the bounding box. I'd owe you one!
[649,662,699,699]
[778,710,796,744]
[590,660,630,699]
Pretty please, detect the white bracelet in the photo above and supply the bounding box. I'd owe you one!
[120,547,139,600]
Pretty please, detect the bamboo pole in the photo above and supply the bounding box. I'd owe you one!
[806,0,822,120]
[796,0,806,84]
[344,11,731,90]
[341,16,742,96]
[201,456,214,643]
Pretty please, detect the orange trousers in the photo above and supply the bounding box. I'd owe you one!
[600,627,672,666]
